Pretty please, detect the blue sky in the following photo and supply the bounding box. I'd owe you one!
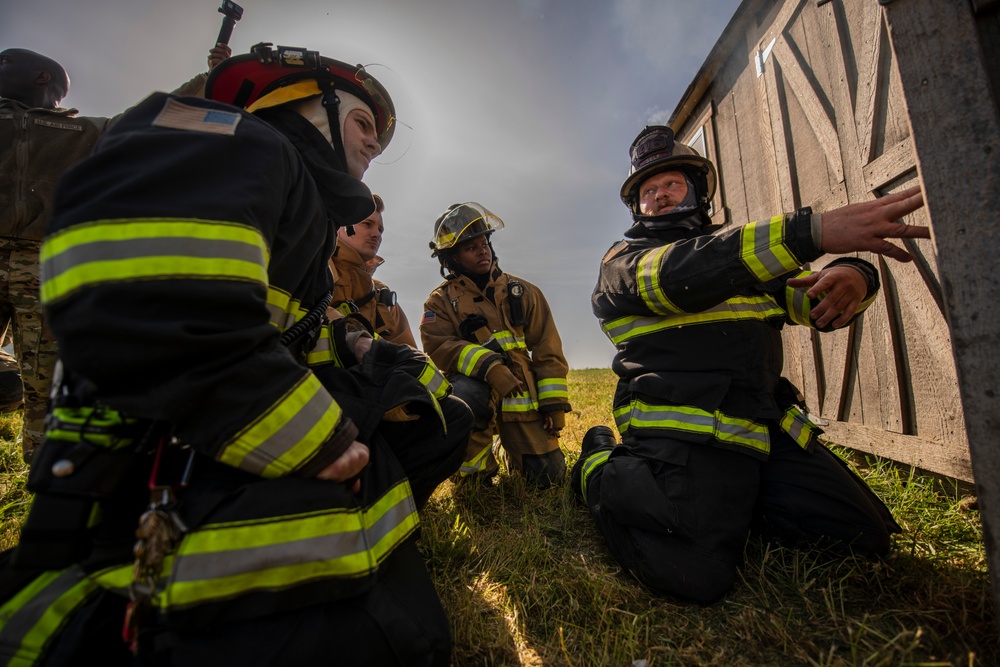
[3,0,743,369]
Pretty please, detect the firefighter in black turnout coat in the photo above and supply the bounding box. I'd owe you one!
[0,43,469,666]
[573,125,929,604]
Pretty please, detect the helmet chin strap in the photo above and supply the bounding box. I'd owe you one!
[317,72,349,174]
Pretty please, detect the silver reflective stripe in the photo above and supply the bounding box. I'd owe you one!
[237,386,338,476]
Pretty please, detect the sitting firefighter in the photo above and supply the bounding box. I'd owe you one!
[0,42,471,666]
[329,193,417,346]
[420,202,571,489]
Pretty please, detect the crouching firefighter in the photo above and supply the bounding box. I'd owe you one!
[0,42,468,666]
[419,202,571,489]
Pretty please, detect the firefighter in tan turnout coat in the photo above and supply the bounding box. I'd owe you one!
[420,202,570,488]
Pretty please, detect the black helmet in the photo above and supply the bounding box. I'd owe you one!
[205,42,395,151]
[620,125,717,216]
[429,202,504,257]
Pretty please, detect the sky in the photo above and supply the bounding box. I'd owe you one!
[2,0,744,369]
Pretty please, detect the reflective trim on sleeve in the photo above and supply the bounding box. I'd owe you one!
[536,378,568,401]
[784,270,814,327]
[159,480,418,612]
[637,244,682,315]
[616,399,771,456]
[601,295,785,345]
[457,344,492,377]
[40,219,270,304]
[491,330,527,352]
[218,372,342,477]
[740,216,803,282]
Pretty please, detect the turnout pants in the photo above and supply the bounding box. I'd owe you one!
[579,426,900,604]
[0,538,450,667]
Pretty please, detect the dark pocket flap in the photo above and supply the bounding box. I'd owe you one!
[628,371,731,413]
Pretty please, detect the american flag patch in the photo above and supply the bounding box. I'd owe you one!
[421,311,437,325]
[152,98,241,135]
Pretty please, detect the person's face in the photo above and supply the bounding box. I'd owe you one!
[638,170,689,216]
[338,209,383,263]
[454,236,492,275]
[342,108,381,179]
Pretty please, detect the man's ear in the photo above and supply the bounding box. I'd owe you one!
[35,70,51,85]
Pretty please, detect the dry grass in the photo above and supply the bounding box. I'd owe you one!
[0,369,995,666]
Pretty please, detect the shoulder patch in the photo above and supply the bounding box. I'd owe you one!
[152,98,241,135]
[421,311,437,325]
[602,240,629,263]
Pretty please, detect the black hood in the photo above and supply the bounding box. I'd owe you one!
[254,105,375,230]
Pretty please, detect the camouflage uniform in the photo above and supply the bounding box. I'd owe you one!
[0,326,22,413]
[0,74,208,459]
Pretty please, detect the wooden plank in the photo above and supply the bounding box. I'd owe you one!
[854,0,886,165]
[772,36,844,182]
[763,61,798,211]
[863,138,916,191]
[714,91,749,226]
[883,0,1000,625]
[821,420,974,483]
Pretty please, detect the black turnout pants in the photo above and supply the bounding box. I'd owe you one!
[581,427,900,604]
[29,538,451,667]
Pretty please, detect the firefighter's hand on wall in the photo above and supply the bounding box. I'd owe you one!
[786,264,867,329]
[542,410,565,436]
[315,440,369,494]
[486,362,523,398]
[819,184,928,262]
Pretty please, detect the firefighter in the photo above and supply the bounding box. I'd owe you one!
[0,43,465,665]
[420,203,571,489]
[329,193,417,347]
[574,125,928,604]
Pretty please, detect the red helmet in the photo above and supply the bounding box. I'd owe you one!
[205,42,395,151]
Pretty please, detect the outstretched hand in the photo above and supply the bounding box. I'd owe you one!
[819,185,928,261]
[786,264,868,329]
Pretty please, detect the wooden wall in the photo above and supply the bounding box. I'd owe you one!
[671,0,973,482]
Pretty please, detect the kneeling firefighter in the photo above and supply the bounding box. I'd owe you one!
[419,203,571,489]
[0,42,467,666]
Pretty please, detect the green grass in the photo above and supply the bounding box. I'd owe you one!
[1,369,995,666]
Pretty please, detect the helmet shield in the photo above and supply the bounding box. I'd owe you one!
[620,125,717,215]
[205,42,396,150]
[429,202,504,255]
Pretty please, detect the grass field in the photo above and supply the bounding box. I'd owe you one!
[1,368,996,666]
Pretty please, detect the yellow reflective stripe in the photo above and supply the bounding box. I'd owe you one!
[458,344,492,376]
[162,481,418,610]
[418,363,450,400]
[637,245,682,314]
[602,295,785,345]
[459,442,493,475]
[218,373,342,477]
[266,287,299,331]
[40,219,269,304]
[492,330,527,352]
[621,399,771,454]
[501,391,538,413]
[0,568,97,667]
[580,449,611,499]
[741,216,802,282]
[784,270,814,326]
[306,326,343,367]
[537,377,568,401]
[779,404,820,449]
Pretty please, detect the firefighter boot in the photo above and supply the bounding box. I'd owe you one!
[570,425,617,502]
